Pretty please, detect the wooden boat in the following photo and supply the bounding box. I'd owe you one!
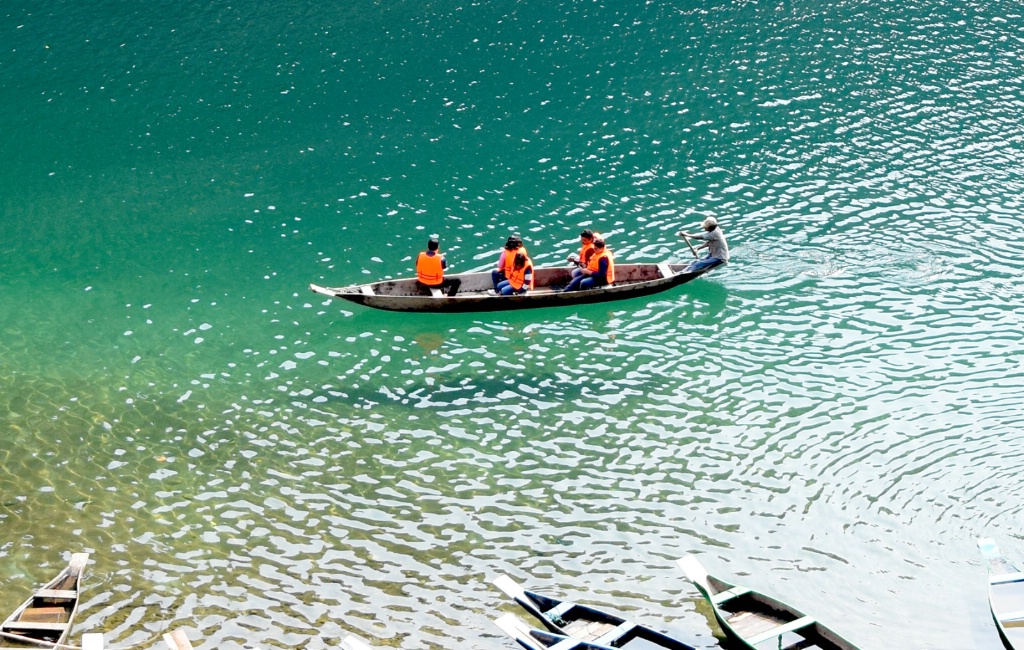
[978,538,1024,650]
[310,261,722,313]
[495,612,647,650]
[677,555,860,650]
[0,553,88,650]
[493,574,696,650]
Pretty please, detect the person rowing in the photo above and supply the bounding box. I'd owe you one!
[678,217,729,272]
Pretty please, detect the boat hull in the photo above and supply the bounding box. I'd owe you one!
[493,574,695,650]
[678,555,860,650]
[979,538,1024,650]
[311,262,720,313]
[0,554,87,650]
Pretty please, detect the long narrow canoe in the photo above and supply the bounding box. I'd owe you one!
[677,555,860,650]
[0,553,88,650]
[493,574,696,650]
[978,538,1024,650]
[311,261,721,313]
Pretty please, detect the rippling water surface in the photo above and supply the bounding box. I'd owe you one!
[2,1,1024,648]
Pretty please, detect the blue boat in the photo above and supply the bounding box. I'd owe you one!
[493,574,696,650]
[978,538,1024,650]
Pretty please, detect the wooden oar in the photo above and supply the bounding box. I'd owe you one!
[681,233,698,259]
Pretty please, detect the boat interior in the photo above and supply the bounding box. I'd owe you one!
[361,264,682,297]
[717,595,838,650]
[1,560,82,645]
[990,575,1024,647]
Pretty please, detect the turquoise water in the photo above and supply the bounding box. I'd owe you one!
[2,0,1024,648]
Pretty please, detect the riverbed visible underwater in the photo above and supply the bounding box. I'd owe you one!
[2,1,1024,648]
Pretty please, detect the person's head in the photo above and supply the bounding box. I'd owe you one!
[580,229,594,243]
[514,251,527,269]
[593,235,606,250]
[427,236,440,252]
[505,234,523,250]
[703,217,718,231]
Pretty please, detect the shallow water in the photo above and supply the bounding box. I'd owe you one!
[2,1,1024,648]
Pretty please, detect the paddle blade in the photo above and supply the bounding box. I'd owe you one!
[494,613,546,650]
[677,555,713,600]
[494,574,528,601]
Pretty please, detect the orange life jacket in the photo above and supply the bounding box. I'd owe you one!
[508,257,534,291]
[579,242,596,266]
[416,251,444,286]
[587,249,614,284]
[503,245,527,277]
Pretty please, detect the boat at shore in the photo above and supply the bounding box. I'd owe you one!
[310,261,721,313]
[677,555,860,650]
[978,538,1024,650]
[496,612,647,650]
[493,574,696,650]
[0,553,88,650]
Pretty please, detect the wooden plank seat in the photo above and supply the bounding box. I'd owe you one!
[360,285,374,297]
[999,609,1024,622]
[711,586,751,605]
[17,607,69,624]
[657,263,674,279]
[4,620,70,632]
[593,620,635,646]
[545,601,574,621]
[991,572,1024,585]
[35,589,77,600]
[746,615,815,646]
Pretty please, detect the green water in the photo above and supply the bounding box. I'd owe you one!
[2,1,1024,648]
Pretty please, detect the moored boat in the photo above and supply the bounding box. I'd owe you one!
[311,261,721,313]
[978,538,1024,650]
[493,574,696,650]
[0,553,88,650]
[677,555,860,650]
[495,612,635,650]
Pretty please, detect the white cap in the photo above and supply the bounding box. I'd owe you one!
[702,217,718,229]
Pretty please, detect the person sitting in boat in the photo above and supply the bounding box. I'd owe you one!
[567,229,597,280]
[679,217,729,272]
[496,251,534,295]
[563,235,614,292]
[492,234,527,289]
[416,236,461,297]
